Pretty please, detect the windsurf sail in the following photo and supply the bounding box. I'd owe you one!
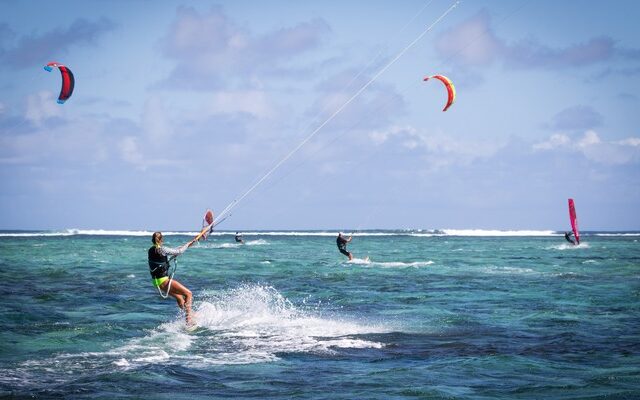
[568,198,580,245]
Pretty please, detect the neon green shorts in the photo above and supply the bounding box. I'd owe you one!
[152,276,169,287]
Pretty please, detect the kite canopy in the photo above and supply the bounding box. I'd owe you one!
[423,74,455,112]
[44,62,75,104]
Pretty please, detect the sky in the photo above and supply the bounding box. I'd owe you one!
[1,0,639,231]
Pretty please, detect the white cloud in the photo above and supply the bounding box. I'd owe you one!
[616,137,640,147]
[369,125,415,145]
[532,133,571,150]
[369,125,502,169]
[577,130,601,147]
[436,11,617,71]
[25,91,62,124]
[119,136,145,169]
[117,135,180,170]
[435,11,502,66]
[533,130,640,164]
[161,6,330,87]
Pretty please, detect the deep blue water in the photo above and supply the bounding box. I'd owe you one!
[0,230,639,399]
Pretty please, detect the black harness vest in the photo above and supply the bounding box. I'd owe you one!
[148,246,170,279]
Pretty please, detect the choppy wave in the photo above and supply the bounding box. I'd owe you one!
[3,284,388,386]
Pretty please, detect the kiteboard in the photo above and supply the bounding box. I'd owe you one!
[568,198,580,245]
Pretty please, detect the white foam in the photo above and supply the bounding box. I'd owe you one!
[185,284,388,362]
[548,242,590,250]
[374,261,434,268]
[245,239,268,245]
[113,358,130,367]
[14,284,390,375]
[347,259,434,268]
[214,243,242,249]
[482,265,537,275]
[346,257,371,265]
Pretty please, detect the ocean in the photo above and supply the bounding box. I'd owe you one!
[0,230,638,399]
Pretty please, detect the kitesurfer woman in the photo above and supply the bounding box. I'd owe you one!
[148,232,194,325]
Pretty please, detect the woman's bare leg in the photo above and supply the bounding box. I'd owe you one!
[161,279,193,324]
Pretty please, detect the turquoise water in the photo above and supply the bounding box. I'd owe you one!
[0,230,639,399]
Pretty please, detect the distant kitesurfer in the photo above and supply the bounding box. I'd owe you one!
[148,232,194,326]
[235,232,244,244]
[564,231,576,245]
[336,232,353,261]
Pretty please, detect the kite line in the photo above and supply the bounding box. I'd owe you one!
[214,1,460,225]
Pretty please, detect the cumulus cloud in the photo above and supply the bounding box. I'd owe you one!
[118,136,146,169]
[113,97,185,170]
[616,137,640,147]
[0,115,108,167]
[533,130,640,165]
[434,11,503,67]
[160,6,330,89]
[368,125,640,172]
[369,124,503,169]
[25,91,62,124]
[532,133,570,150]
[0,18,115,68]
[435,10,629,70]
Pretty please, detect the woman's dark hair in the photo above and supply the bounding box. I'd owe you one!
[152,232,162,245]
